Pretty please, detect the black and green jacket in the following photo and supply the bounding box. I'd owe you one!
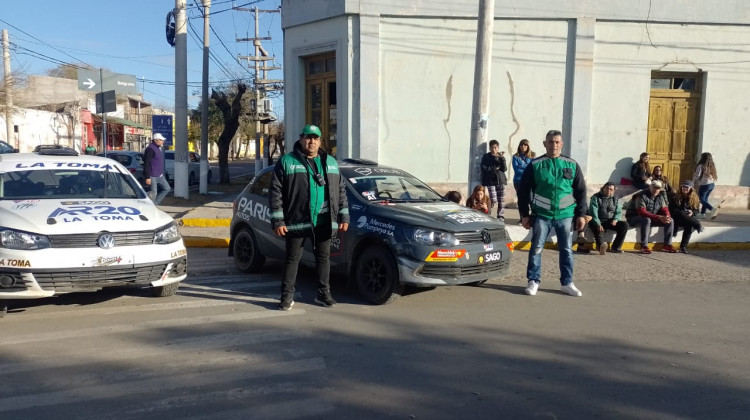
[518,155,587,220]
[269,142,349,239]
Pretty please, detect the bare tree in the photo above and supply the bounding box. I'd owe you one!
[211,83,247,184]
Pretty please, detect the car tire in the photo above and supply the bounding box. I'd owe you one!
[355,246,404,305]
[152,282,180,297]
[189,172,196,186]
[233,227,266,272]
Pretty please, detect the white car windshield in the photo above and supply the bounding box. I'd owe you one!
[0,169,145,199]
[349,175,443,202]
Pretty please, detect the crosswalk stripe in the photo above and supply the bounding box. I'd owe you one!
[0,329,313,375]
[1,309,305,347]
[0,357,326,412]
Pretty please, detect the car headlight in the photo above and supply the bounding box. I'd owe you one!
[153,222,181,244]
[0,228,51,250]
[413,228,459,247]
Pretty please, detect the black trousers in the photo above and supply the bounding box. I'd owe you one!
[672,211,702,248]
[281,233,331,297]
[589,219,629,250]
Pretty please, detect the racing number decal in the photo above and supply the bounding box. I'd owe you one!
[48,205,141,222]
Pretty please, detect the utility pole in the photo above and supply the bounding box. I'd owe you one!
[3,29,14,149]
[199,0,211,195]
[236,6,281,173]
[174,0,189,199]
[468,0,495,195]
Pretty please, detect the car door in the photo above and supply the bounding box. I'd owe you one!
[245,170,287,258]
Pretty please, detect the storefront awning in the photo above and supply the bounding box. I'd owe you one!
[92,115,151,130]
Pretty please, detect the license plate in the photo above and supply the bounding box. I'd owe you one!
[478,251,502,265]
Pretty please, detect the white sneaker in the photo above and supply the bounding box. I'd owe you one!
[599,242,608,255]
[524,281,539,296]
[561,283,583,297]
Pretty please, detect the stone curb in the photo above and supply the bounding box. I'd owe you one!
[179,218,232,227]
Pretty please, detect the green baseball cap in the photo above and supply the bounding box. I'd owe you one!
[301,124,322,137]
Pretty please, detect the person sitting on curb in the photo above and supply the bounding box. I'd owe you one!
[669,180,703,254]
[625,180,677,254]
[651,166,673,197]
[588,182,629,254]
[466,185,490,214]
[575,215,593,254]
[444,190,462,204]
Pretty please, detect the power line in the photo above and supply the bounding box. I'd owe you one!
[0,17,91,67]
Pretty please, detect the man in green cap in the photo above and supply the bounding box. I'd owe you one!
[269,124,350,310]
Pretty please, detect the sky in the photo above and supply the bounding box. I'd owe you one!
[1,0,283,111]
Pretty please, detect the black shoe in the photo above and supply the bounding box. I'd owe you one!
[679,246,689,254]
[314,291,336,307]
[576,246,591,254]
[609,248,624,254]
[279,295,294,311]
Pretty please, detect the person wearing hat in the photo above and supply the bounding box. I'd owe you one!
[143,133,171,205]
[625,179,677,254]
[269,124,350,310]
[669,180,703,253]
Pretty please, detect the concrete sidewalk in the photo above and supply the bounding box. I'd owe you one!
[164,197,750,250]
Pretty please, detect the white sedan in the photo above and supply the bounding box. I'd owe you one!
[164,150,214,186]
[0,151,187,314]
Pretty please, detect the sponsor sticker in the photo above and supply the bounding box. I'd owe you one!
[425,249,466,262]
[356,216,395,236]
[477,251,502,265]
[91,256,123,267]
[0,259,31,267]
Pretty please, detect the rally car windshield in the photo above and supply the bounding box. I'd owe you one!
[349,175,444,202]
[0,169,145,200]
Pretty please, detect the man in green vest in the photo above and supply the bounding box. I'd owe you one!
[518,130,588,297]
[270,124,350,310]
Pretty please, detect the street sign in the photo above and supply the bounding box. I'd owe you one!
[95,90,117,113]
[77,69,138,95]
[152,115,174,147]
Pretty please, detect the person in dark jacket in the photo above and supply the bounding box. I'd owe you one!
[588,182,629,254]
[630,152,652,190]
[625,180,676,254]
[480,139,507,220]
[669,180,703,254]
[269,124,350,310]
[143,133,171,205]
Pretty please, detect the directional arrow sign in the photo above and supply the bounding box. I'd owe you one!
[77,69,137,95]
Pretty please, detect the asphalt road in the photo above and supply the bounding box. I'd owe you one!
[2,248,749,419]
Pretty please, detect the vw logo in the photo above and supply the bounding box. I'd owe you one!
[97,233,116,249]
[480,229,492,244]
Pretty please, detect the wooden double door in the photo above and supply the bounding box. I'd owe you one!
[646,73,702,185]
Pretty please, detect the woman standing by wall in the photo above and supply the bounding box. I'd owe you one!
[480,139,508,220]
[693,152,718,219]
[512,139,535,223]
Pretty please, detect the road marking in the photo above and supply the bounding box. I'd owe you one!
[0,310,305,346]
[0,357,326,412]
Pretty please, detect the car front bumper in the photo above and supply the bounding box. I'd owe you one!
[0,242,187,299]
[396,254,511,286]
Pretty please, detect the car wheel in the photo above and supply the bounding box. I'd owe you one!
[233,227,266,272]
[355,246,404,305]
[152,282,180,297]
[189,172,196,186]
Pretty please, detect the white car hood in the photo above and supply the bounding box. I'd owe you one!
[1,198,174,234]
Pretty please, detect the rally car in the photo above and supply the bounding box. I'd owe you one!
[0,151,187,315]
[228,159,513,305]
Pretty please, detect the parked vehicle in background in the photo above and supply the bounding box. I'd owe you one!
[164,150,214,186]
[32,144,78,155]
[97,151,145,185]
[229,159,514,305]
[0,140,18,154]
[0,150,187,316]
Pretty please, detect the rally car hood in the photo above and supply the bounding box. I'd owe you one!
[361,200,505,231]
[0,198,175,234]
